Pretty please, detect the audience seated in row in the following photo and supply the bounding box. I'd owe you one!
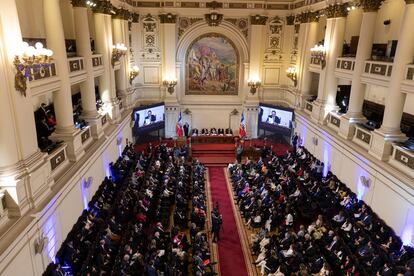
[229,145,414,276]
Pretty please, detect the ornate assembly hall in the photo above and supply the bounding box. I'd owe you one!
[1,0,414,275]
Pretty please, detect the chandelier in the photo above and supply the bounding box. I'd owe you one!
[14,42,53,97]
[310,44,327,69]
[111,43,127,67]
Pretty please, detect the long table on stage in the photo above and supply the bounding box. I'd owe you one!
[191,135,236,144]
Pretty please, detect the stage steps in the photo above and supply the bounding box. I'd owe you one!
[191,143,235,167]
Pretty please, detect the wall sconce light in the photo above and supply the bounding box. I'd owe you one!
[286,66,297,87]
[13,42,53,97]
[247,79,261,95]
[111,43,127,67]
[163,77,178,94]
[129,65,140,84]
[310,44,327,69]
[34,233,48,254]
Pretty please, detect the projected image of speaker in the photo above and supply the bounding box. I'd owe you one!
[258,103,294,136]
[132,103,165,136]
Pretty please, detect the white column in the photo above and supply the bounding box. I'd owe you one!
[247,15,267,104]
[112,13,130,92]
[159,14,179,138]
[0,0,50,216]
[245,16,267,138]
[339,10,377,138]
[299,20,319,97]
[94,8,120,123]
[312,6,347,123]
[160,13,178,105]
[369,1,414,160]
[72,3,103,139]
[44,0,84,161]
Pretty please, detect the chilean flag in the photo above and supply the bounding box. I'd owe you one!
[176,112,183,137]
[239,112,247,138]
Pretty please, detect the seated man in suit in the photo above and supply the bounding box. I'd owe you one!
[143,110,156,125]
[266,110,281,125]
[225,128,233,136]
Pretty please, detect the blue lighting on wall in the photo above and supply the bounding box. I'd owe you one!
[402,212,414,246]
[323,145,330,177]
[43,215,57,263]
[81,179,89,210]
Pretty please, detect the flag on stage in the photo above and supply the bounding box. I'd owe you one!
[176,112,183,137]
[239,112,246,138]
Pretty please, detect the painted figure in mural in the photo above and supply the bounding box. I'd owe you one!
[186,34,238,95]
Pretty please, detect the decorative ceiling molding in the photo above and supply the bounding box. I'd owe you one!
[286,14,295,25]
[324,4,348,18]
[178,17,204,38]
[94,0,115,14]
[71,0,87,8]
[360,0,384,12]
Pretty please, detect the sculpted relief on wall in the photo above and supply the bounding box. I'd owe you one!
[186,33,239,95]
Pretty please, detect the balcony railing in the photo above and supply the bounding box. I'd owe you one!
[328,112,341,129]
[67,57,84,74]
[336,57,355,72]
[353,124,372,150]
[304,100,313,115]
[406,64,414,81]
[389,144,414,178]
[92,54,103,68]
[361,60,393,87]
[48,144,68,175]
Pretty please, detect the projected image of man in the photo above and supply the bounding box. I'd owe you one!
[144,110,156,125]
[266,110,281,125]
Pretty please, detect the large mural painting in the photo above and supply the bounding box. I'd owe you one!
[186,34,239,95]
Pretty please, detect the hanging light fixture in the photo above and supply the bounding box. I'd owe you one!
[111,43,127,67]
[247,78,261,95]
[13,41,54,97]
[129,65,140,84]
[163,77,178,94]
[286,66,298,87]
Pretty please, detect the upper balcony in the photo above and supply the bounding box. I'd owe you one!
[401,64,414,94]
[309,57,323,73]
[28,55,105,97]
[335,57,355,80]
[361,60,393,87]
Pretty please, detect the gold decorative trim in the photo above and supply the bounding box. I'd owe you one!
[360,0,384,11]
[93,0,114,14]
[324,4,348,18]
[131,13,139,23]
[71,0,87,8]
[405,0,414,4]
[113,8,131,20]
[286,14,295,25]
[250,15,268,25]
[159,13,177,23]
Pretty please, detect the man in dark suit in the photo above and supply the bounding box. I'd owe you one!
[183,122,189,137]
[266,110,281,124]
[144,110,156,125]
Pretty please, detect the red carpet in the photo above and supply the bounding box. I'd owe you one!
[208,167,249,276]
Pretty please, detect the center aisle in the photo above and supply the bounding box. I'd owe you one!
[208,167,249,276]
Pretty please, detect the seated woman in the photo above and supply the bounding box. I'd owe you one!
[210,128,217,135]
[201,128,209,135]
[191,128,199,136]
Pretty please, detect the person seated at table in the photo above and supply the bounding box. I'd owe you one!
[210,128,217,135]
[201,128,209,135]
[225,128,233,136]
[217,128,224,135]
[192,128,199,136]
